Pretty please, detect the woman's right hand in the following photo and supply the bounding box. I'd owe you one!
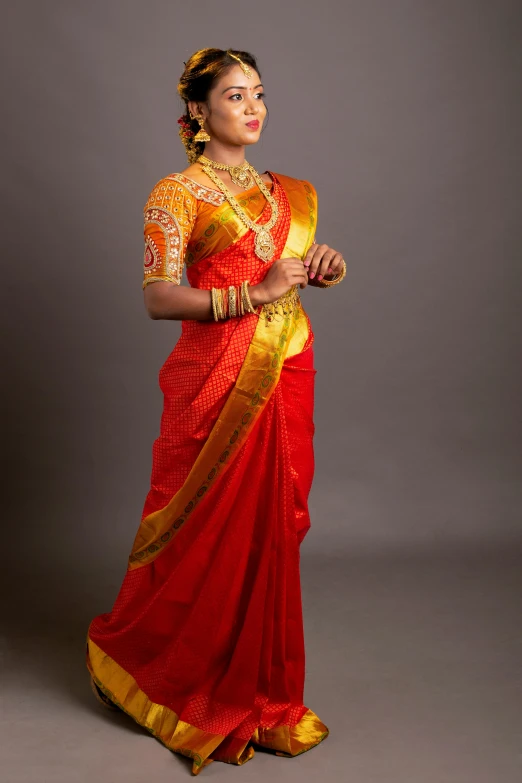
[249,258,308,306]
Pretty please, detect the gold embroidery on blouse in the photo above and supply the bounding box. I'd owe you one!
[143,234,161,274]
[165,174,225,206]
[143,206,183,284]
[142,179,198,288]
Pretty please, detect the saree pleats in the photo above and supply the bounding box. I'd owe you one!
[86,173,329,774]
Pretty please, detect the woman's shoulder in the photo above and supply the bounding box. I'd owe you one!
[270,171,316,196]
[144,170,226,211]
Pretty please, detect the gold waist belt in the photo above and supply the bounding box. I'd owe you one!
[260,285,301,323]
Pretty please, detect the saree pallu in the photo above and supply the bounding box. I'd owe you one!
[87,172,329,774]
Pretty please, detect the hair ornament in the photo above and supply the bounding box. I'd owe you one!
[177,114,194,138]
[177,113,200,163]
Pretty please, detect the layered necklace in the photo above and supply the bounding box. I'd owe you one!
[198,154,255,189]
[197,155,279,263]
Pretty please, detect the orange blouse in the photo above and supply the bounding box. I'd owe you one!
[142,173,276,289]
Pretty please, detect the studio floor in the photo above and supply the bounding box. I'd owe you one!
[2,546,521,783]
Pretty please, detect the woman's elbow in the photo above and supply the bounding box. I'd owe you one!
[144,295,160,319]
[144,282,174,319]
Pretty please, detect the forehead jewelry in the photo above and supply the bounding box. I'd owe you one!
[227,51,252,78]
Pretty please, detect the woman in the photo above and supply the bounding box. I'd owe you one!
[86,48,346,775]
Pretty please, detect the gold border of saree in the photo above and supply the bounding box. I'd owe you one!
[86,638,329,775]
[128,174,317,569]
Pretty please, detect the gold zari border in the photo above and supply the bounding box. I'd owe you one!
[86,636,329,775]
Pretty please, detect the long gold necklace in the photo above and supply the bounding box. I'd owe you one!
[198,158,279,263]
[197,154,254,189]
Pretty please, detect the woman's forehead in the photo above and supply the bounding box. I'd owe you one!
[213,64,262,95]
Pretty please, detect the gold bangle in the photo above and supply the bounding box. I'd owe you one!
[236,285,244,316]
[315,258,346,287]
[211,288,219,321]
[241,280,257,314]
[228,285,237,317]
[216,287,223,320]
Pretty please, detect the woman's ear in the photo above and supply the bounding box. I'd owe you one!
[187,101,207,120]
[186,100,198,119]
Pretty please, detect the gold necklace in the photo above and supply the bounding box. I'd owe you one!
[198,160,279,262]
[197,154,254,189]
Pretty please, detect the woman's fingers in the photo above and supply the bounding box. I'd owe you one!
[302,244,318,269]
[290,264,309,287]
[278,258,307,281]
[278,248,345,288]
[273,257,309,291]
[304,244,327,278]
[303,244,345,280]
[326,253,343,277]
[315,249,339,280]
[318,251,344,280]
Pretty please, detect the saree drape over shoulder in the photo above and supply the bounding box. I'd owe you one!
[86,171,329,774]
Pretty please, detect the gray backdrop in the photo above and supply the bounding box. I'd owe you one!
[3,0,521,571]
[2,2,522,781]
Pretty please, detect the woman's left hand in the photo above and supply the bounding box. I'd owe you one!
[303,243,344,283]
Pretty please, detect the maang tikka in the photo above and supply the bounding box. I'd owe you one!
[227,51,252,78]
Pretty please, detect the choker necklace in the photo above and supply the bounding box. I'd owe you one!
[197,154,255,189]
[198,157,279,262]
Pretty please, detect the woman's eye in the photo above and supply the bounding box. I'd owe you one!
[229,92,265,101]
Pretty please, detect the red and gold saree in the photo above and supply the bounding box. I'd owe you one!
[86,170,329,774]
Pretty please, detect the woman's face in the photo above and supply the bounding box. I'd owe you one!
[196,64,267,147]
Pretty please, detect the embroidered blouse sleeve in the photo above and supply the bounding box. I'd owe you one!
[142,177,197,288]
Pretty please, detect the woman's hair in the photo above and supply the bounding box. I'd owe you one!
[177,48,261,163]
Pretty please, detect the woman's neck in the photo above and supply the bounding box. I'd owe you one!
[200,141,246,167]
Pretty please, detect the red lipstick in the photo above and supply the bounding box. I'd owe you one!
[246,120,260,130]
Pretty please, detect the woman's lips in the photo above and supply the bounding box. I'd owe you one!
[246,120,260,130]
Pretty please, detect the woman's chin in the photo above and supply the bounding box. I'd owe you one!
[242,133,261,147]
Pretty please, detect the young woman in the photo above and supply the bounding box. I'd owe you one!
[86,48,346,775]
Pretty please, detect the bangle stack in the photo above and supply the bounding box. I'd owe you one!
[211,280,258,321]
[314,258,347,287]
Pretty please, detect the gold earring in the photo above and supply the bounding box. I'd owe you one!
[192,115,210,143]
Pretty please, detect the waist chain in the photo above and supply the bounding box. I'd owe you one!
[259,284,301,324]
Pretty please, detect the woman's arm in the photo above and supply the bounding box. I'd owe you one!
[144,280,268,321]
[144,256,310,321]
